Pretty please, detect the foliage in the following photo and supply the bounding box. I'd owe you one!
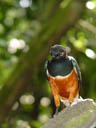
[0,0,96,128]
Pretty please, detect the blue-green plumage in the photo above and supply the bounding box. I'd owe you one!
[47,58,73,77]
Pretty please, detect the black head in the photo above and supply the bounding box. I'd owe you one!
[50,45,66,59]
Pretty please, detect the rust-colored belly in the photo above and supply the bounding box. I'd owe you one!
[49,69,79,99]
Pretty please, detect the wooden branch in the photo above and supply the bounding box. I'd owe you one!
[79,19,96,34]
[0,0,86,123]
[42,99,96,128]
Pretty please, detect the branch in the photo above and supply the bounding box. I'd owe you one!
[42,99,96,128]
[79,19,96,35]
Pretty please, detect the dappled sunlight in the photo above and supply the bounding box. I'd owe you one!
[86,1,95,10]
[11,56,18,63]
[8,38,26,53]
[16,120,31,128]
[19,0,32,8]
[12,102,19,111]
[20,94,35,105]
[38,114,49,123]
[40,97,51,107]
[85,49,96,59]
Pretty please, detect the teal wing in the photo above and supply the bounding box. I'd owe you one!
[69,56,82,93]
[45,61,49,81]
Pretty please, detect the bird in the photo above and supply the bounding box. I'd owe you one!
[45,45,82,115]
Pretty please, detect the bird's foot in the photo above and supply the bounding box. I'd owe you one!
[71,96,84,106]
[54,106,59,117]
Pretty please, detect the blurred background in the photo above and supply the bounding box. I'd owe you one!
[0,0,96,128]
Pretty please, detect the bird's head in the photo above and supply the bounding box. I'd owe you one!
[50,45,66,59]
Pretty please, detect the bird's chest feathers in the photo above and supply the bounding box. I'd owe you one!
[48,69,78,98]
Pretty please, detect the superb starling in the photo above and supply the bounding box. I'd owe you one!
[45,45,82,115]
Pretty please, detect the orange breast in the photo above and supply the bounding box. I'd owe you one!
[48,69,79,99]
